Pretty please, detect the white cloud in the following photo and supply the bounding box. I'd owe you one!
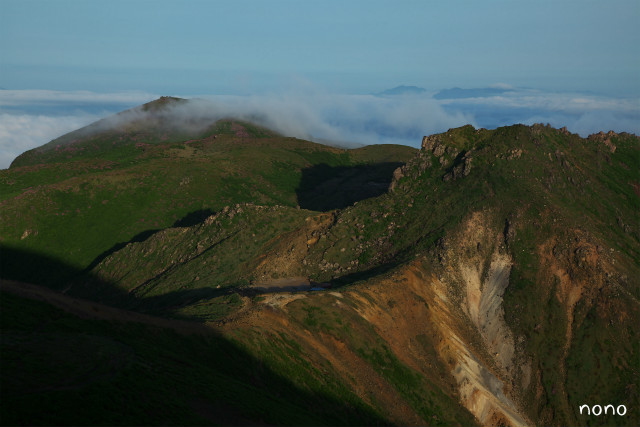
[0,90,158,168]
[437,87,640,135]
[200,92,474,146]
[0,113,101,168]
[1,86,638,169]
[439,88,638,112]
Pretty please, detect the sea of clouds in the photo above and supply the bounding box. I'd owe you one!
[1,86,638,169]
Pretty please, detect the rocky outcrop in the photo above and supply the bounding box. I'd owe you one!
[588,130,619,153]
[442,151,473,182]
[388,165,406,192]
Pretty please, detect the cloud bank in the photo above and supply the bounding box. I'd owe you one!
[0,90,157,167]
[205,91,473,146]
[0,86,638,169]
[0,112,102,168]
[437,87,640,136]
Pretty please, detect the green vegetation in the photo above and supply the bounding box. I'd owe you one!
[566,298,640,427]
[285,293,479,426]
[1,113,415,288]
[0,291,386,426]
[2,99,639,426]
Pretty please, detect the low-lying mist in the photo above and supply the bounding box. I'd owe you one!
[67,91,474,149]
[189,92,474,147]
[1,86,638,168]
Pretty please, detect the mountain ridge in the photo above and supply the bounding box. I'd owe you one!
[1,98,639,426]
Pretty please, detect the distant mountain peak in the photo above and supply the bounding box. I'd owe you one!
[433,86,512,100]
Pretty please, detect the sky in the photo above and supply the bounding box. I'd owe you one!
[1,0,639,167]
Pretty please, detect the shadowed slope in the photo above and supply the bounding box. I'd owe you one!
[1,281,389,426]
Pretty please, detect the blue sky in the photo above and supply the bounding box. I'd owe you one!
[1,0,639,167]
[2,0,639,94]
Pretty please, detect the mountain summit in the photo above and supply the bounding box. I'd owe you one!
[10,96,280,168]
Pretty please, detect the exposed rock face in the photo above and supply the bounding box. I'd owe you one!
[433,144,446,157]
[388,165,406,192]
[461,250,516,374]
[389,149,434,191]
[588,130,619,153]
[429,211,530,426]
[426,269,528,427]
[443,152,473,182]
[559,126,571,136]
[422,134,447,157]
[391,131,471,190]
[233,210,534,426]
[421,134,442,151]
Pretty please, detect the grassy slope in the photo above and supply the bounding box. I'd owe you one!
[381,125,640,426]
[2,114,639,426]
[279,290,480,427]
[71,204,313,314]
[300,124,639,295]
[0,290,388,426]
[70,123,639,425]
[1,120,415,288]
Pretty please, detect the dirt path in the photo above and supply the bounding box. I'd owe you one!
[1,279,216,335]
